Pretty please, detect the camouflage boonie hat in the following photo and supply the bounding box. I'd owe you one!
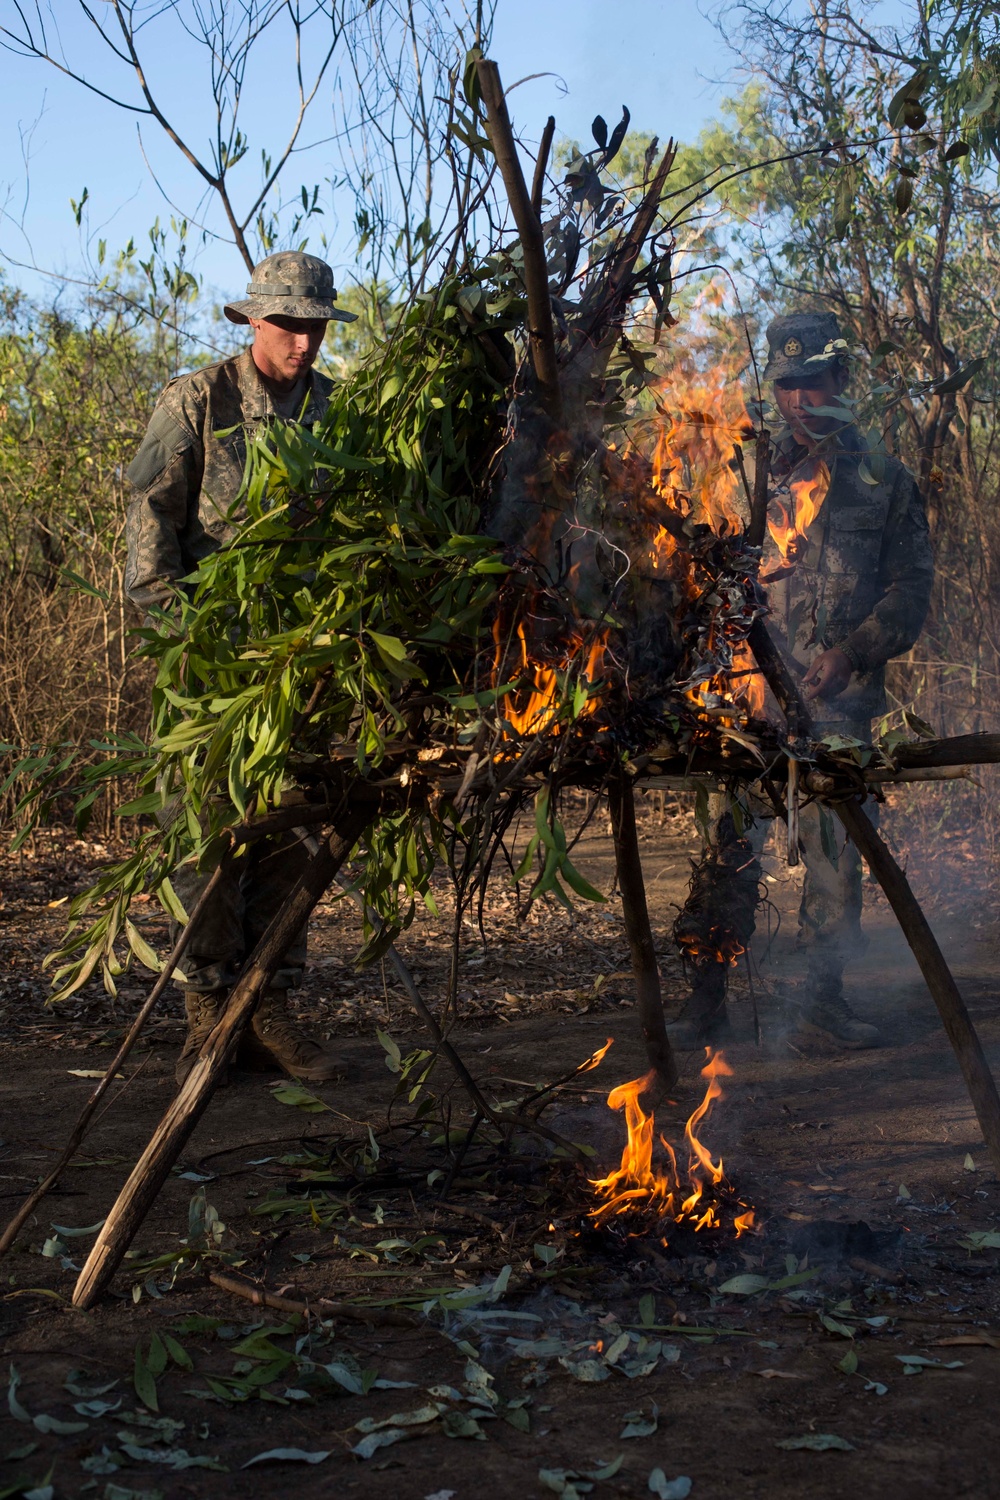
[763,311,847,381]
[224,251,357,325]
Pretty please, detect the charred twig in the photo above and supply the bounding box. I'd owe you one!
[0,855,231,1259]
[747,427,772,550]
[476,59,562,423]
[577,139,676,345]
[519,1037,615,1119]
[786,757,800,868]
[732,441,753,515]
[747,616,812,743]
[604,140,676,303]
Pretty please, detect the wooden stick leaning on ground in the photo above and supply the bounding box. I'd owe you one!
[0,856,231,1260]
[834,796,1000,1178]
[72,800,375,1310]
[749,626,1000,1178]
[608,776,679,1089]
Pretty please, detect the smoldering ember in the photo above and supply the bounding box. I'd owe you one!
[2,6,1000,1500]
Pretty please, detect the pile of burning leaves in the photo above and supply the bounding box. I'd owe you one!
[230,1034,760,1290]
[586,1050,756,1249]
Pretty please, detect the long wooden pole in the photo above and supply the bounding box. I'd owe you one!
[833,797,1000,1177]
[476,59,563,423]
[0,858,230,1259]
[892,732,1000,771]
[608,777,678,1089]
[72,804,373,1310]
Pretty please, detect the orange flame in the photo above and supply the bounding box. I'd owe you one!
[649,376,752,538]
[588,1048,752,1239]
[766,459,831,567]
[578,1037,614,1073]
[496,340,769,738]
[493,619,608,738]
[640,361,767,724]
[728,642,767,719]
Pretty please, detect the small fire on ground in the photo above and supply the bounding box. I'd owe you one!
[589,1049,755,1243]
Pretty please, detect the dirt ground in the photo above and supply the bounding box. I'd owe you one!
[1,792,999,1500]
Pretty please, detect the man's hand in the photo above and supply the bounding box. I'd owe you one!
[802,647,853,701]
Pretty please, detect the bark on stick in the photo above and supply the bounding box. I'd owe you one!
[531,115,555,218]
[476,59,562,422]
[892,733,1000,771]
[608,777,678,1089]
[72,804,373,1309]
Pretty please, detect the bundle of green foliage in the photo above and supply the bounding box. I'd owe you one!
[27,275,525,1000]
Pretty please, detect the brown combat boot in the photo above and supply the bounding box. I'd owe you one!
[250,991,347,1083]
[176,990,230,1087]
[797,986,881,1049]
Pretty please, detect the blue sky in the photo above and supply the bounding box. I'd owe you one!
[0,1,736,307]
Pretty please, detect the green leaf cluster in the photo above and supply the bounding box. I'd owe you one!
[44,275,517,998]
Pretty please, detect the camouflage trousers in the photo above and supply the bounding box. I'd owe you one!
[675,723,873,994]
[170,830,312,994]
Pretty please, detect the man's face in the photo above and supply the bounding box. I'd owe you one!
[773,366,850,443]
[248,315,328,388]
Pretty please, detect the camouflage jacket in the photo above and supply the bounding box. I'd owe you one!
[759,425,933,724]
[124,348,333,607]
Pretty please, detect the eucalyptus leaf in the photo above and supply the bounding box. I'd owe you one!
[776,1433,854,1451]
[352,1428,414,1460]
[621,1401,659,1439]
[241,1448,331,1467]
[648,1472,692,1499]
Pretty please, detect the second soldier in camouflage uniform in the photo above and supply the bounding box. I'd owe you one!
[669,311,933,1049]
[125,251,358,1086]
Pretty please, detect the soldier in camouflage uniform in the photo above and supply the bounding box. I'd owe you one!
[669,311,933,1050]
[125,252,358,1086]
